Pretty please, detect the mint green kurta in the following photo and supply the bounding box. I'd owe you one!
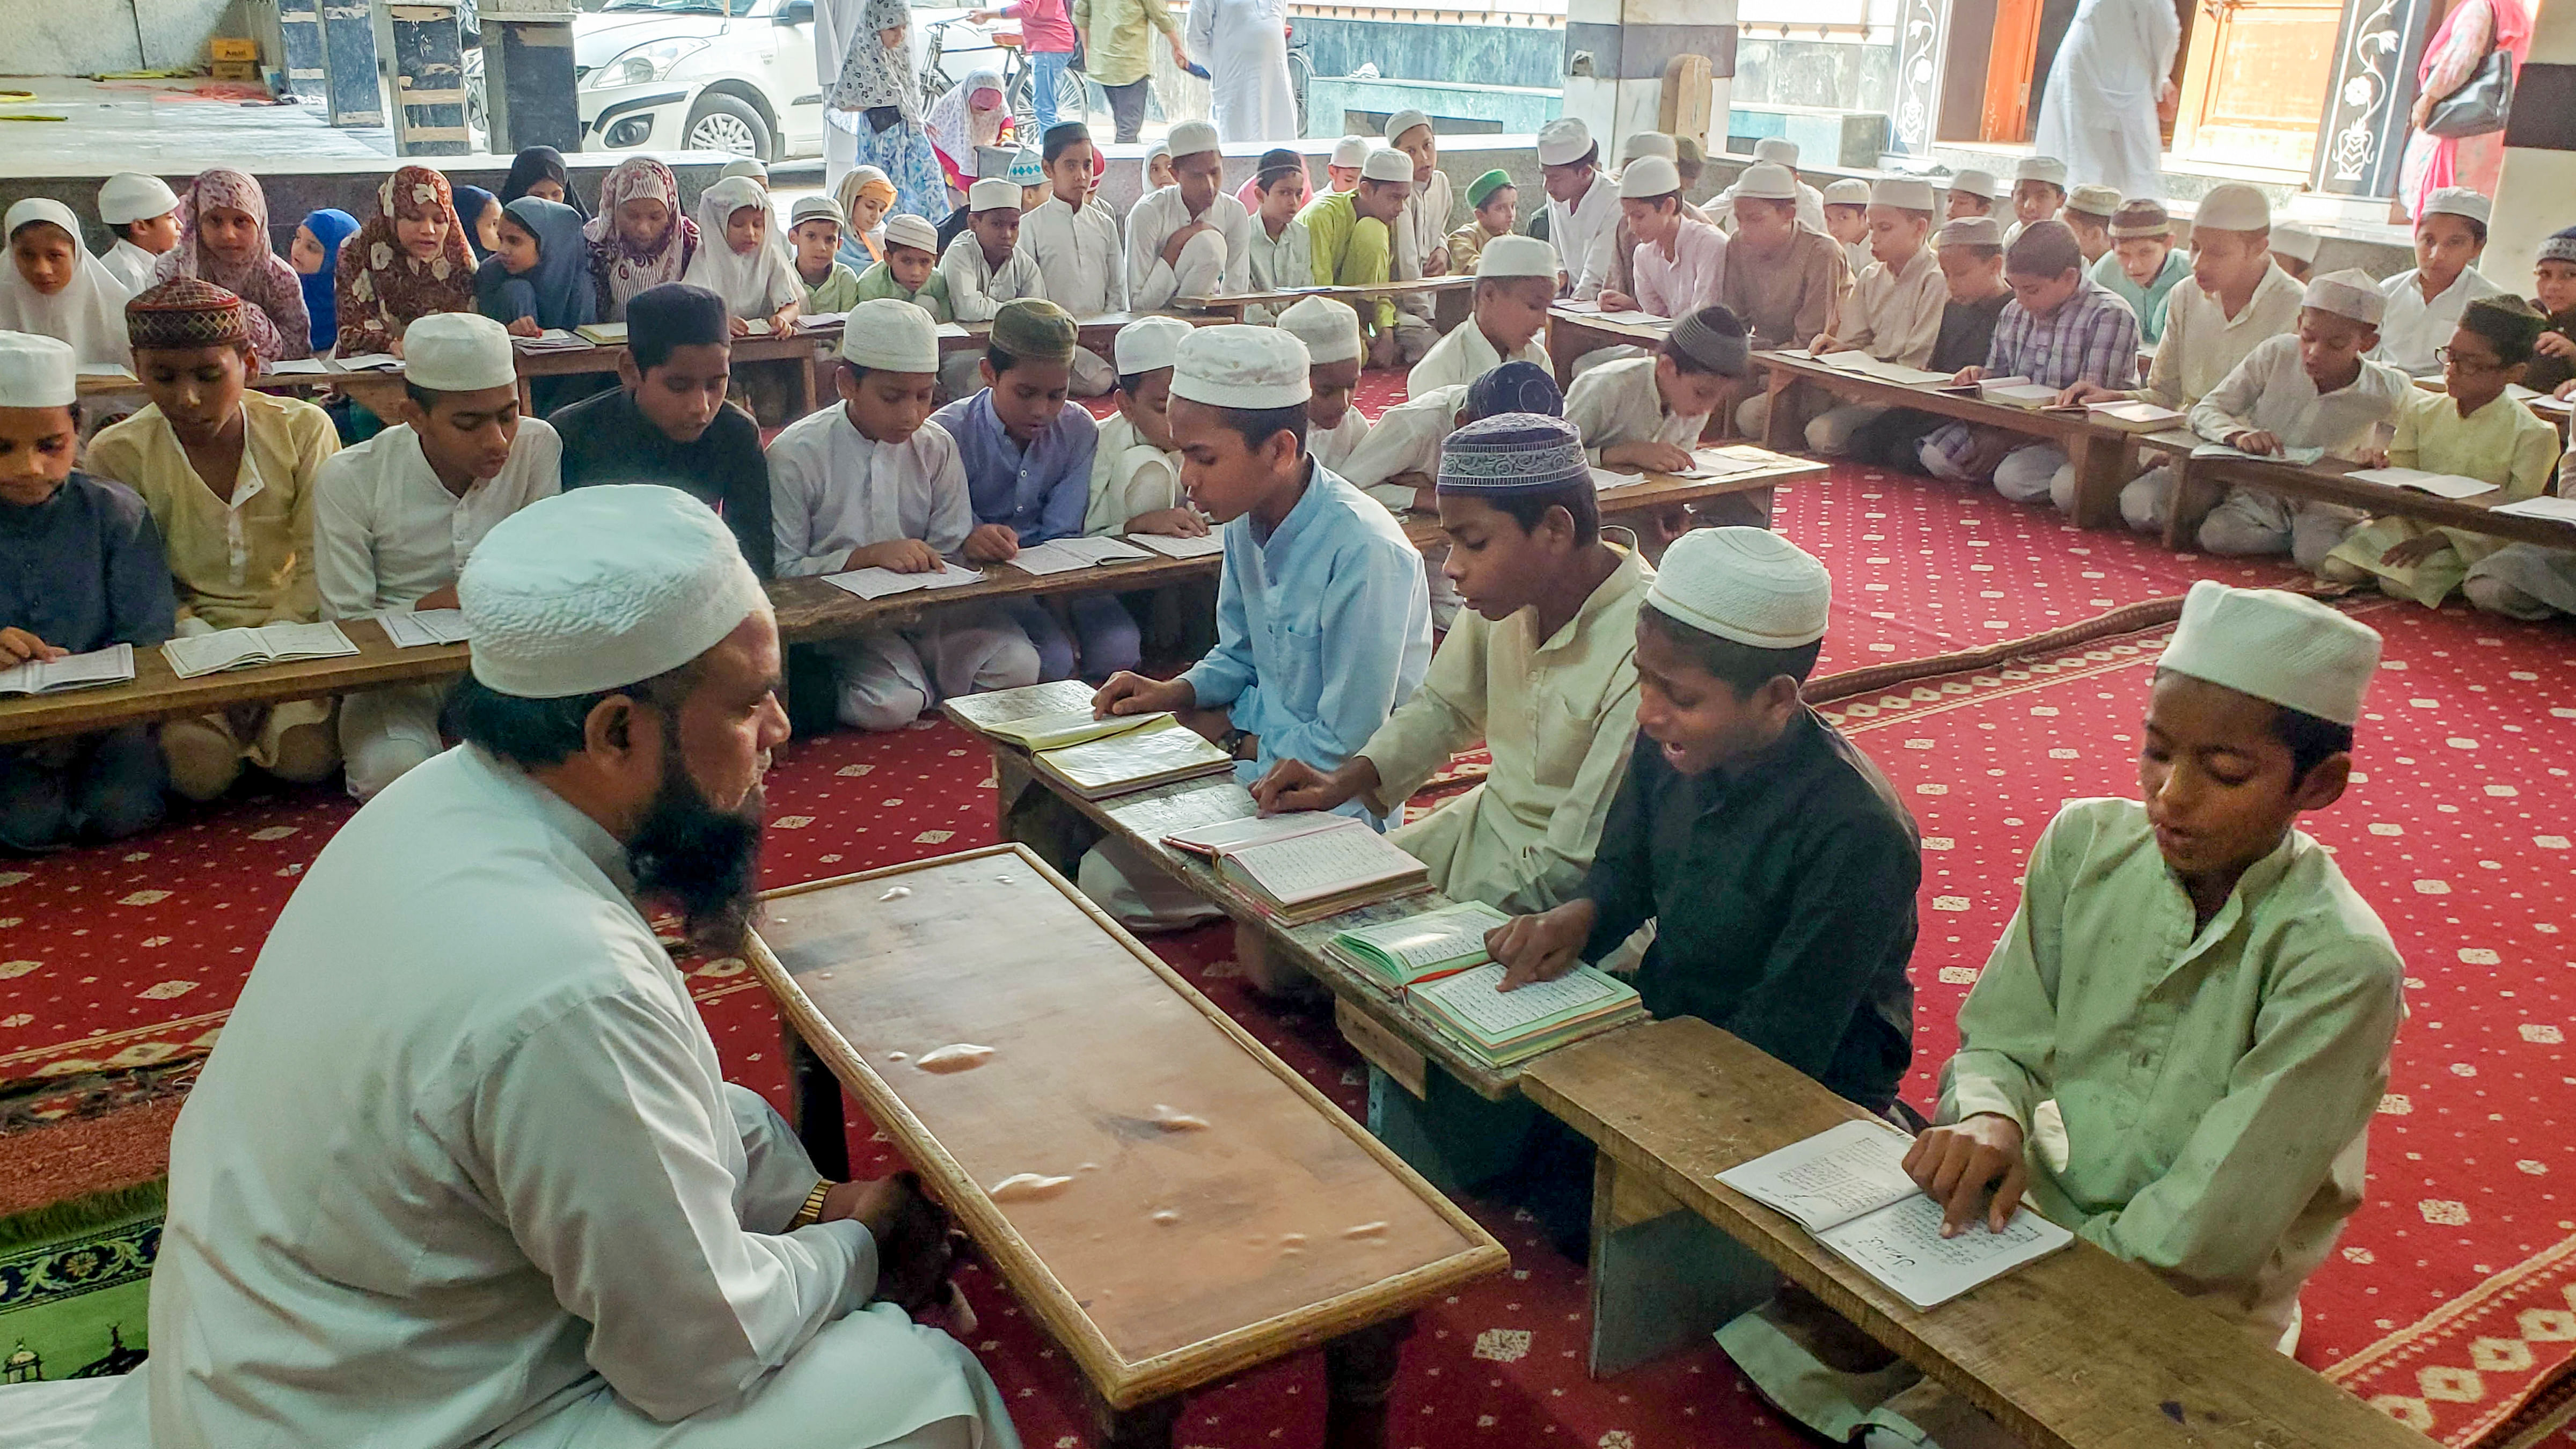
[2322,386,2565,606]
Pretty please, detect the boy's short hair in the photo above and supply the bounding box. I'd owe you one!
[1482,479,1600,545]
[1205,401,1309,455]
[2270,701,2355,782]
[1041,121,1092,165]
[626,283,730,372]
[2003,219,2083,279]
[1641,608,1823,698]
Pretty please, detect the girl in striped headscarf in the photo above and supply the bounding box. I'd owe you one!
[582,157,700,323]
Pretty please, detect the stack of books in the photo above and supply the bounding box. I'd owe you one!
[1408,962,1643,1067]
[1326,899,1512,991]
[1162,812,1431,924]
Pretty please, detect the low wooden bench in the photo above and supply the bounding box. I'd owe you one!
[2130,428,2576,553]
[1203,277,1476,326]
[1521,1016,2438,1449]
[752,846,1508,1448]
[1545,306,1675,390]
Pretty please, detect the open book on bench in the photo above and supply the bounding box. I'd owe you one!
[1716,1119,2073,1311]
[1326,899,1512,990]
[0,643,133,696]
[1162,811,1431,924]
[1030,715,1234,800]
[163,623,358,679]
[1407,961,1643,1067]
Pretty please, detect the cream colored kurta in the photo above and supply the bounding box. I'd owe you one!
[2323,386,2566,604]
[1836,244,1945,368]
[1363,547,1651,913]
[1941,796,2403,1344]
[86,389,340,630]
[2136,262,2305,411]
[1244,213,1312,293]
[1565,354,1709,466]
[938,232,1048,322]
[1309,406,1370,475]
[313,420,562,617]
[1406,319,1550,398]
[2188,334,2411,459]
[1081,409,1184,535]
[1015,193,1129,316]
[1335,382,1465,511]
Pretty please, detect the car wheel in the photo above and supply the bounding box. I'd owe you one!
[685,93,772,158]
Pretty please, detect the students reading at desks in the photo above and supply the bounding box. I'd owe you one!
[1722,163,1854,440]
[1943,169,2000,222]
[551,286,772,580]
[335,166,475,358]
[854,214,956,323]
[315,315,561,800]
[2319,297,2564,604]
[2002,154,2067,245]
[1081,325,1432,936]
[586,158,699,325]
[679,177,801,340]
[475,198,597,339]
[2271,223,2321,283]
[771,299,1040,729]
[1277,295,1372,472]
[1718,136,1828,238]
[1302,149,1426,371]
[0,333,174,852]
[1536,116,1619,302]
[1340,360,1562,518]
[788,195,862,314]
[1800,177,1944,456]
[1846,217,2017,471]
[95,173,181,296]
[1568,306,1759,535]
[931,298,1132,682]
[1597,156,1725,324]
[1448,170,1517,277]
[150,169,314,362]
[2059,184,2121,268]
[1,201,131,372]
[1386,109,1454,362]
[1014,122,1125,397]
[2374,187,2506,377]
[1918,220,2139,510]
[1253,410,1650,917]
[2185,270,2411,567]
[1408,235,1558,395]
[2091,200,2191,345]
[1823,177,1873,278]
[1126,121,1252,312]
[89,281,342,801]
[2523,225,2576,400]
[1083,315,1199,537]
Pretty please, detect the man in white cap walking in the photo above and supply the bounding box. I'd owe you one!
[106,484,1018,1449]
[1125,120,1255,310]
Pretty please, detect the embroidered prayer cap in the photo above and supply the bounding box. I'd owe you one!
[1172,324,1310,409]
[1466,169,1512,208]
[1114,313,1197,374]
[2014,155,2068,187]
[0,332,76,408]
[968,177,1022,213]
[1277,295,1364,366]
[98,172,179,226]
[1168,120,1221,160]
[1621,131,1678,164]
[1667,305,1751,376]
[2064,184,2124,221]
[1753,136,1799,167]
[125,277,248,352]
[2192,182,2270,232]
[461,484,770,700]
[405,312,517,392]
[1464,360,1563,420]
[791,194,846,227]
[1385,109,1432,144]
[882,213,940,255]
[2302,269,2385,327]
[1647,526,1831,648]
[1935,216,2006,248]
[1619,156,1682,200]
[1476,234,1559,280]
[1870,177,1936,212]
[2158,579,2380,726]
[1732,163,1799,202]
[2461,295,2548,356]
[839,297,940,372]
[1330,135,1371,169]
[2539,225,2576,267]
[2423,187,2491,226]
[1946,168,2001,201]
[1536,117,1593,167]
[1823,178,1872,207]
[1438,412,1587,494]
[1006,150,1046,186]
[1360,149,1414,184]
[990,297,1077,363]
[2108,200,2171,239]
[719,157,769,182]
[2269,223,2321,263]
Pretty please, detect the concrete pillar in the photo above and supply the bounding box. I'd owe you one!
[480,0,583,154]
[372,1,472,156]
[2309,0,2436,200]
[1562,0,1737,159]
[2487,0,2576,275]
[246,0,332,106]
[319,0,387,127]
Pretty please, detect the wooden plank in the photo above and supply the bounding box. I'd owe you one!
[2154,448,2576,552]
[1205,278,1475,320]
[747,846,1507,1410]
[1521,1017,2436,1449]
[1335,996,1428,1100]
[1750,352,2106,449]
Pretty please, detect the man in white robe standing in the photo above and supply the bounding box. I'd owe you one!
[72,486,1020,1449]
[2031,0,2180,204]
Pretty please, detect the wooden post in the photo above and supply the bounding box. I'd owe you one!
[1321,1315,1414,1449]
[318,0,386,127]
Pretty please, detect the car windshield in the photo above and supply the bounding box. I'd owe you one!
[602,0,748,13]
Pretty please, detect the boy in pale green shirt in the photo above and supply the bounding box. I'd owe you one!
[2091,199,2192,345]
[789,195,863,314]
[852,213,955,323]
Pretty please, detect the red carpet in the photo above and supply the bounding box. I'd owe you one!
[6,397,2576,1443]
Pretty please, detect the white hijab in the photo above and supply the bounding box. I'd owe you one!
[0,199,133,368]
[679,177,802,321]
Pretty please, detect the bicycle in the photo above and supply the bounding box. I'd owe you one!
[1285,23,1312,137]
[920,13,1087,141]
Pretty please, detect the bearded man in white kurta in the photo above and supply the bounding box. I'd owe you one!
[106,486,1019,1449]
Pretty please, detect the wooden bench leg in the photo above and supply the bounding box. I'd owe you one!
[992,747,1100,877]
[784,1021,850,1179]
[2067,434,2125,530]
[1761,370,1792,449]
[1322,1315,1414,1449]
[1086,1386,1182,1449]
[1587,1153,1777,1378]
[2165,457,2221,551]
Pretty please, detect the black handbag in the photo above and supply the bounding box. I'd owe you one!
[2423,47,2514,138]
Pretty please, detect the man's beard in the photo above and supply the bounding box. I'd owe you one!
[628,737,765,957]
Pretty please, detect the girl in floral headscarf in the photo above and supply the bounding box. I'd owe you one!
[150,167,314,360]
[582,157,700,323]
[334,165,475,357]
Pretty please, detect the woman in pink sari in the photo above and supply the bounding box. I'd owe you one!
[2401,0,2533,218]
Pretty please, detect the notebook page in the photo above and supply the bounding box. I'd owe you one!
[1340,901,1511,971]
[916,562,987,589]
[1040,718,1229,791]
[1164,810,1346,854]
[163,630,266,678]
[1230,822,1421,904]
[822,568,933,601]
[2492,495,2576,522]
[2347,467,2497,499]
[1715,1119,1922,1234]
[1816,1192,2074,1311]
[944,679,1102,730]
[1129,532,1226,559]
[250,621,357,660]
[1,644,133,694]
[1411,963,1629,1037]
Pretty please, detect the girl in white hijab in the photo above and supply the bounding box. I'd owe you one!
[678,175,803,335]
[1,199,134,368]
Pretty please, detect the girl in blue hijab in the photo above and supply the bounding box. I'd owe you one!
[475,196,597,334]
[452,185,502,261]
[288,208,359,356]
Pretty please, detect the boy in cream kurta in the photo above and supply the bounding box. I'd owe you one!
[1801,177,1944,455]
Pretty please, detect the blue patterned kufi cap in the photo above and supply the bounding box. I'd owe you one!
[1463,360,1563,421]
[2541,225,2576,269]
[1439,412,1589,494]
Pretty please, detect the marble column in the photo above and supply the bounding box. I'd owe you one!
[2486,0,2575,275]
[1561,0,1738,158]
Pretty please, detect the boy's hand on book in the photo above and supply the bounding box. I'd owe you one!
[849,539,943,573]
[2230,429,2282,457]
[1487,899,1595,990]
[1950,365,1984,386]
[1604,440,1693,474]
[1130,507,1209,537]
[2060,382,2125,406]
[963,524,1021,563]
[1252,756,1369,815]
[1902,1113,2027,1238]
[1093,671,1192,719]
[413,584,462,611]
[0,627,64,664]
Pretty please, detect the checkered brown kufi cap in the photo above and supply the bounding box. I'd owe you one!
[126,277,248,352]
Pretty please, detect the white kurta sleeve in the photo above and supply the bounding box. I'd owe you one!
[1128,194,1182,311]
[768,426,847,577]
[311,456,381,620]
[476,991,876,1422]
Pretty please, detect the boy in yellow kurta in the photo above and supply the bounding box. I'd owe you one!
[86,280,342,800]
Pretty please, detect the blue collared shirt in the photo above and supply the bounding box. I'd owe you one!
[930,389,1100,545]
[1180,463,1433,822]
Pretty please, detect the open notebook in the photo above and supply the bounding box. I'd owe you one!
[163,623,358,679]
[821,561,986,601]
[1162,811,1430,924]
[0,643,134,697]
[2346,466,2499,500]
[1717,1119,2074,1311]
[1408,962,1642,1067]
[380,609,472,648]
[1030,715,1234,800]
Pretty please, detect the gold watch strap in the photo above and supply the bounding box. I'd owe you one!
[788,1178,832,1230]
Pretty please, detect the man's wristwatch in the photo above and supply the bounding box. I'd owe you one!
[788,1178,832,1230]
[1219,727,1252,759]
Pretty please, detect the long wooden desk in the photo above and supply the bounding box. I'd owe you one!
[752,847,1507,1446]
[1523,1017,2438,1449]
[1545,306,1673,390]
[1203,277,1476,324]
[2131,427,2576,552]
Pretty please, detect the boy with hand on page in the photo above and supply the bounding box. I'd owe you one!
[1565,306,1757,536]
[1338,361,1561,518]
[1408,235,1558,395]
[769,298,1040,730]
[1801,177,1944,455]
[1723,163,1854,439]
[0,332,174,851]
[1847,217,2017,473]
[1598,156,1724,322]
